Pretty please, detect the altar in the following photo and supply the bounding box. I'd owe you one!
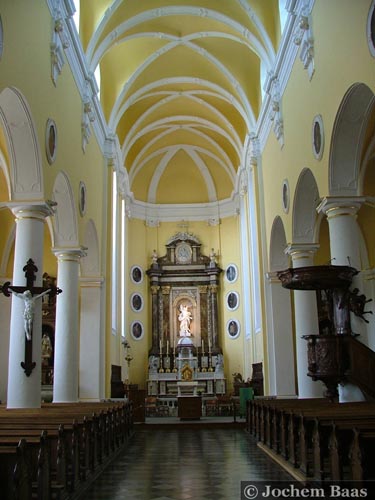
[146,232,226,398]
[177,381,198,396]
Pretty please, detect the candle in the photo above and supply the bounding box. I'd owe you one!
[208,339,211,352]
[202,339,204,353]
[159,339,162,352]
[167,340,169,353]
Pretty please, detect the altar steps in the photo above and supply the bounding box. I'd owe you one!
[138,416,246,429]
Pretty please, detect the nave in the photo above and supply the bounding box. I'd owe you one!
[84,426,292,500]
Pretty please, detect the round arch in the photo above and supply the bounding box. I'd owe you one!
[269,216,288,272]
[329,83,375,196]
[51,171,79,248]
[0,87,43,200]
[292,168,320,244]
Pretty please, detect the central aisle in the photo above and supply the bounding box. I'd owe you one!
[84,427,293,500]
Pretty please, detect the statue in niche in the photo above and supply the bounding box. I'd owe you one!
[178,304,192,337]
[41,333,53,359]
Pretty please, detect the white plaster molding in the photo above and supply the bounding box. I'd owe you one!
[256,0,313,152]
[128,196,239,222]
[121,91,242,160]
[293,1,315,80]
[125,116,241,173]
[52,171,79,247]
[207,217,220,226]
[47,0,108,155]
[89,6,272,71]
[113,78,251,131]
[145,218,160,228]
[0,87,43,199]
[129,126,236,183]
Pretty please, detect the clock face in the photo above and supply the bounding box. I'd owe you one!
[176,242,192,264]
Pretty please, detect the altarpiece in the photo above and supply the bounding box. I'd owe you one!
[146,232,226,397]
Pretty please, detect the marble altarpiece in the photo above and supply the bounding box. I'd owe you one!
[146,233,226,397]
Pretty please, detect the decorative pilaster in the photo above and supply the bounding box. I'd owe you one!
[162,286,171,350]
[53,247,86,403]
[7,202,55,408]
[149,285,159,355]
[209,284,221,354]
[79,276,105,401]
[286,243,324,398]
[265,271,296,397]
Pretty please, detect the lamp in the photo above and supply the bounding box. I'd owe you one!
[122,339,133,367]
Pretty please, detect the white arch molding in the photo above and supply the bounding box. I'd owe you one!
[0,87,43,200]
[292,168,320,244]
[52,171,79,247]
[329,83,375,196]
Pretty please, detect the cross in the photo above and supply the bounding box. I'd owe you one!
[177,220,189,232]
[0,259,62,376]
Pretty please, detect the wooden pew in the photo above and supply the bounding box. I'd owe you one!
[247,398,375,485]
[0,439,31,500]
[0,401,133,499]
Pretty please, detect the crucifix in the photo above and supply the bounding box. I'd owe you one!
[0,259,62,376]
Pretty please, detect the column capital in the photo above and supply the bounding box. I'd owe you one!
[52,246,87,262]
[285,242,320,259]
[317,196,366,217]
[3,200,57,221]
[266,271,283,283]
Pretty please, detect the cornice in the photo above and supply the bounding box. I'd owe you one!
[127,195,240,222]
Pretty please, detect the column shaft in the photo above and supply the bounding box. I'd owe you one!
[7,204,52,408]
[287,244,323,398]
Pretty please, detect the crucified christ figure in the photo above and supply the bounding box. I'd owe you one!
[10,289,51,340]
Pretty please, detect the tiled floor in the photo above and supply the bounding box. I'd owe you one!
[84,423,293,500]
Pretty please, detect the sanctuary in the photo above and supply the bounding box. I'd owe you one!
[146,233,226,397]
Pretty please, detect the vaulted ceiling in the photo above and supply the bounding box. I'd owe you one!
[78,0,283,206]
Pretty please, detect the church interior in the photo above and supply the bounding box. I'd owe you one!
[1,0,375,498]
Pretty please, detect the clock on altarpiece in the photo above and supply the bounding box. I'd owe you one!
[175,242,192,264]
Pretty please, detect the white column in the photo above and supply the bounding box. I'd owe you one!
[286,243,324,398]
[53,248,85,403]
[0,286,11,403]
[317,197,365,269]
[318,197,366,402]
[79,276,105,401]
[7,203,53,408]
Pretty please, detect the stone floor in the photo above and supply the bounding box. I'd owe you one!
[83,423,293,500]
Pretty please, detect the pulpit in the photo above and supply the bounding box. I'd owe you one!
[277,265,372,399]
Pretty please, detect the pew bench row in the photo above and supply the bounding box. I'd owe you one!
[246,398,375,484]
[0,400,133,500]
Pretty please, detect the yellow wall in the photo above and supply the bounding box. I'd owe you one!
[262,0,375,250]
[1,1,109,392]
[125,216,246,393]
